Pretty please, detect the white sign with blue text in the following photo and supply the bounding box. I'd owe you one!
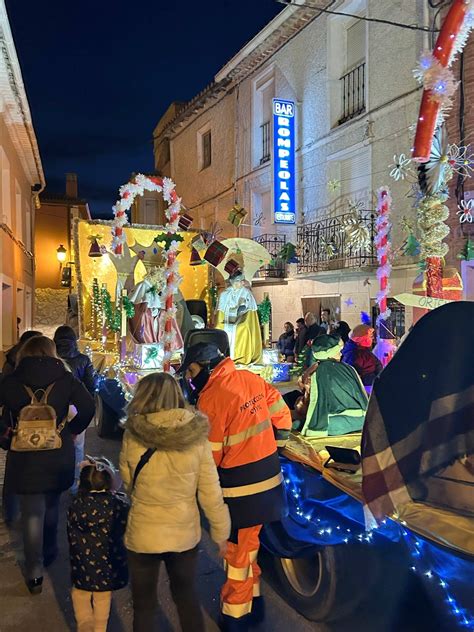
[273,99,296,224]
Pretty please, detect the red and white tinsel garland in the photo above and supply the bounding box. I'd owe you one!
[111,174,183,370]
[375,188,393,325]
[412,0,474,162]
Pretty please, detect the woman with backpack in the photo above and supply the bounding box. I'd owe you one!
[0,336,95,594]
[119,372,230,632]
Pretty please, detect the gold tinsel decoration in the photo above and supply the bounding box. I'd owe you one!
[417,194,450,259]
[340,211,371,253]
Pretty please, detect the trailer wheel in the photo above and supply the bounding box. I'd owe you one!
[271,544,376,622]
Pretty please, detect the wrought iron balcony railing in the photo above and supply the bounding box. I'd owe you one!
[297,210,376,274]
[338,61,366,125]
[254,233,287,279]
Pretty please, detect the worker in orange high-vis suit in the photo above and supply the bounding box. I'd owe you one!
[180,342,291,631]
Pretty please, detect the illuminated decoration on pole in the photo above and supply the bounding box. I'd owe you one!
[273,99,296,224]
[412,0,474,162]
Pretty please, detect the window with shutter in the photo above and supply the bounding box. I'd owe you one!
[339,148,370,201]
[346,19,365,72]
[202,131,212,169]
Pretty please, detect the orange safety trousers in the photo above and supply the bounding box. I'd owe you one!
[221,525,262,619]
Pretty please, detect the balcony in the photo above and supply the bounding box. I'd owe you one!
[254,233,287,279]
[260,121,271,165]
[297,210,376,274]
[338,61,366,125]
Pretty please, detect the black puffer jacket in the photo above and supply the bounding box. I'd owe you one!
[0,357,95,494]
[55,338,97,394]
[67,491,129,591]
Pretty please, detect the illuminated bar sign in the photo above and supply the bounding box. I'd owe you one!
[273,98,296,224]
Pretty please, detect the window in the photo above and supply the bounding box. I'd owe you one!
[252,69,275,167]
[15,181,22,243]
[202,131,211,169]
[327,0,367,127]
[162,138,170,164]
[327,144,371,206]
[1,279,13,348]
[339,19,366,124]
[25,204,32,251]
[260,122,270,164]
[1,148,11,226]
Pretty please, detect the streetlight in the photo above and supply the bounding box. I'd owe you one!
[56,244,67,263]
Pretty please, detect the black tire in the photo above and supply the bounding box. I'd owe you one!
[269,543,378,622]
[94,394,119,439]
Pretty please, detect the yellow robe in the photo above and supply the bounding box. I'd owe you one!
[216,286,262,365]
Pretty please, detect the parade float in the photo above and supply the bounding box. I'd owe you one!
[72,174,284,432]
[258,2,474,627]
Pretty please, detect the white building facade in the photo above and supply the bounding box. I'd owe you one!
[153,0,436,338]
[0,0,45,358]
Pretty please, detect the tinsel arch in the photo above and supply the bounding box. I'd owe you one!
[111,174,183,369]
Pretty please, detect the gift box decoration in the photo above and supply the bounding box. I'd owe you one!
[191,234,207,252]
[204,240,229,267]
[272,363,291,383]
[262,349,280,365]
[133,343,164,370]
[178,214,193,231]
[412,266,463,324]
[224,259,241,275]
[189,247,202,266]
[227,205,248,227]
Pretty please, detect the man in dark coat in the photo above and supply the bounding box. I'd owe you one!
[303,312,324,346]
[54,326,98,494]
[54,326,97,394]
[342,324,383,386]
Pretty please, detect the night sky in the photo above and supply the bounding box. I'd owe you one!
[7,0,282,217]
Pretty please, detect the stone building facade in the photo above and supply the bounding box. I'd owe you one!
[152,0,468,337]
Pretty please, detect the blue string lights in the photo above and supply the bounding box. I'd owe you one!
[261,458,474,629]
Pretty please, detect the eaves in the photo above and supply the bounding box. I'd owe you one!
[155,0,335,141]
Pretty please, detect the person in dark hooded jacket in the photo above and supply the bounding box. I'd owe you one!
[0,336,94,594]
[54,325,98,493]
[54,325,97,394]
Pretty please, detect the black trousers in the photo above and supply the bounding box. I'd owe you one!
[18,492,61,579]
[127,547,205,632]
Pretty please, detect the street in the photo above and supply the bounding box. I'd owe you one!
[0,425,459,632]
[0,426,320,632]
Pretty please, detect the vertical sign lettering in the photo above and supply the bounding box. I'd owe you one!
[273,99,296,224]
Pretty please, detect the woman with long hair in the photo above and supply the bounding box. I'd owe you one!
[0,336,95,594]
[120,372,230,632]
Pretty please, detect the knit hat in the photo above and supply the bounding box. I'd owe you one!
[311,334,343,360]
[351,324,374,348]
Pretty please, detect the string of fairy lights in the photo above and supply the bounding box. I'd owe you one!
[282,463,474,629]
